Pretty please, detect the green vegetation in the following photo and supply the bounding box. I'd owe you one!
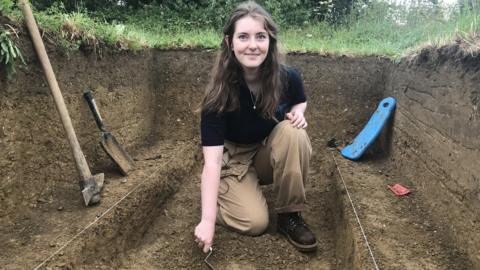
[282,1,480,56]
[0,0,479,58]
[0,26,25,80]
[29,0,355,28]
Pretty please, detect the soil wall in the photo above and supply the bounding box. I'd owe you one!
[151,51,389,147]
[289,54,388,147]
[150,50,214,142]
[0,36,156,216]
[385,44,480,266]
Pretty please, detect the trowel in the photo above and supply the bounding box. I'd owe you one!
[84,91,135,175]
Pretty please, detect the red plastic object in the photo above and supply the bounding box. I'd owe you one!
[388,183,411,196]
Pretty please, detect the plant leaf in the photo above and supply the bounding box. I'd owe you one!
[8,42,17,59]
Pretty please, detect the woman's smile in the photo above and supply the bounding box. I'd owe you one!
[231,16,270,70]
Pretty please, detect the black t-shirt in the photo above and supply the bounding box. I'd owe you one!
[201,67,306,146]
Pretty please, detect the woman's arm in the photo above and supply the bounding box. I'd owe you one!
[194,145,223,253]
[286,102,308,128]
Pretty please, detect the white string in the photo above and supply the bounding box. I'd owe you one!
[331,152,380,270]
[34,151,380,269]
[33,155,175,270]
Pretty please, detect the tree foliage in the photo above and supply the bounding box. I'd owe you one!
[30,0,360,28]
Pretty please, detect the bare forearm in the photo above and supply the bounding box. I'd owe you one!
[290,102,307,114]
[200,164,221,223]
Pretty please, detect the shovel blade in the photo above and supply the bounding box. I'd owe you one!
[101,133,135,176]
[81,173,104,206]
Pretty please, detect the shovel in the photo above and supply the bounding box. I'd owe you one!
[19,0,103,206]
[83,91,135,175]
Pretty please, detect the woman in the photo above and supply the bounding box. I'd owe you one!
[194,1,317,253]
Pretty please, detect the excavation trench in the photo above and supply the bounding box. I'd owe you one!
[1,32,479,269]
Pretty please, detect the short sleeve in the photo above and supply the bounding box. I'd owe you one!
[287,68,307,105]
[200,110,226,146]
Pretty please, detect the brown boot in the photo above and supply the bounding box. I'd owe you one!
[278,212,318,252]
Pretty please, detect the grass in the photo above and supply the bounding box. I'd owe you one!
[281,3,480,58]
[3,1,480,58]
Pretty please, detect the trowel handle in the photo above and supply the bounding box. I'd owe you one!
[84,91,107,132]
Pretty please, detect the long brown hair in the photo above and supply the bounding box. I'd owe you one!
[201,1,286,119]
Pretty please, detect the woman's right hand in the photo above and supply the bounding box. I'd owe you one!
[194,219,216,253]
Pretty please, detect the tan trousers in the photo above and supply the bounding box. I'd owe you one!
[216,120,312,236]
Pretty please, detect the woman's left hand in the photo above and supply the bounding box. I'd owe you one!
[286,110,307,129]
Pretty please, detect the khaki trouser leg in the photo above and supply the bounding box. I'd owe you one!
[254,120,312,213]
[216,143,269,236]
[216,121,312,235]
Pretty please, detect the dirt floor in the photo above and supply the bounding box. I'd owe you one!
[1,17,479,269]
[118,152,337,270]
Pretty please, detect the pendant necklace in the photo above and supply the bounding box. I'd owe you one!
[249,89,257,110]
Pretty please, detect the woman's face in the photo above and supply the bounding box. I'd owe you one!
[231,16,270,72]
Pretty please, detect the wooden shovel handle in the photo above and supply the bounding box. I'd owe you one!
[18,0,92,179]
[84,91,108,132]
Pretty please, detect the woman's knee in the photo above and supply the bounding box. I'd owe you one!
[272,121,311,152]
[243,209,269,236]
[218,202,269,236]
[277,120,309,139]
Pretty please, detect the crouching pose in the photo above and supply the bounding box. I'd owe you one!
[194,1,317,253]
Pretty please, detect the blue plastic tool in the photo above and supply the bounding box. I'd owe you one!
[341,97,396,160]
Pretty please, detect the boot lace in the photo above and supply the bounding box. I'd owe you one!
[287,213,307,230]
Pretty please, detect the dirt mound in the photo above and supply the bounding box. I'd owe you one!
[409,37,480,73]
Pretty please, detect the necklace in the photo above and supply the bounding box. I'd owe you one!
[248,89,257,110]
